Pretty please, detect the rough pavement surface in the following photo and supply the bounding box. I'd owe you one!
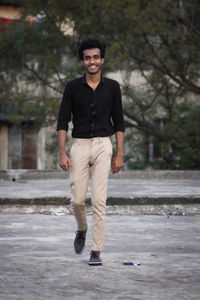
[1,176,200,214]
[0,214,200,300]
[0,178,200,199]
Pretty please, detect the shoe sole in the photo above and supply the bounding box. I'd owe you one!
[88,262,102,266]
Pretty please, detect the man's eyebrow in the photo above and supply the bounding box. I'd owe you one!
[84,54,100,58]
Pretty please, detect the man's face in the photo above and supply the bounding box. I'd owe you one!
[81,48,104,75]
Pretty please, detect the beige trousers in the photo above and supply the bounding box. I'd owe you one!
[69,137,113,252]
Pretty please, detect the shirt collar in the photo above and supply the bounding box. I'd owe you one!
[81,74,105,85]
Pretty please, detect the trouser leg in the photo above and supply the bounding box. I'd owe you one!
[69,141,90,231]
[90,138,112,251]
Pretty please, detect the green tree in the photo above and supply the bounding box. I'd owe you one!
[1,0,200,168]
[0,0,79,126]
[71,0,200,168]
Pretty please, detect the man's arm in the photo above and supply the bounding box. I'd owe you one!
[58,130,71,170]
[112,131,124,173]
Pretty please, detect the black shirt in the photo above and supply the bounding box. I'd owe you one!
[57,75,125,138]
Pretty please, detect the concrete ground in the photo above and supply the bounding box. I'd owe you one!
[1,178,200,200]
[1,171,200,299]
[0,214,200,300]
[0,172,200,215]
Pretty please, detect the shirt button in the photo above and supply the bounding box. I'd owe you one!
[91,123,94,127]
[90,102,96,109]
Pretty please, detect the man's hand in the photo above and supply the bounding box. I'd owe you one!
[59,153,71,171]
[112,131,124,173]
[111,154,123,173]
[58,130,71,171]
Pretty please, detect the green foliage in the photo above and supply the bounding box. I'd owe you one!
[172,105,200,169]
[1,0,200,169]
[124,128,149,170]
[0,2,79,125]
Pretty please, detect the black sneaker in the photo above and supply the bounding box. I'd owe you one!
[74,229,87,254]
[88,251,102,266]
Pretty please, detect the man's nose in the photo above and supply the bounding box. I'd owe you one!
[90,57,95,64]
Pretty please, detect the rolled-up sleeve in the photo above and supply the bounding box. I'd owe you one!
[57,83,72,131]
[111,82,125,132]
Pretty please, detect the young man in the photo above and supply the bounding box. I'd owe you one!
[57,39,124,265]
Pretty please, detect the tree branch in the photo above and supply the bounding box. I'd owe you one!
[23,63,63,94]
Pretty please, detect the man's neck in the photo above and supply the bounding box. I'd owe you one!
[86,72,101,84]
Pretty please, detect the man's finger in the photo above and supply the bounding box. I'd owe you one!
[60,162,68,170]
[67,160,71,169]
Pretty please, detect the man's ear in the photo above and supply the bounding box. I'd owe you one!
[101,58,104,64]
[80,60,84,65]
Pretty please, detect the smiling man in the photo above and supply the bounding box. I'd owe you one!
[57,39,124,265]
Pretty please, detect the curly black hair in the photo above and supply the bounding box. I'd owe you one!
[78,38,106,60]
